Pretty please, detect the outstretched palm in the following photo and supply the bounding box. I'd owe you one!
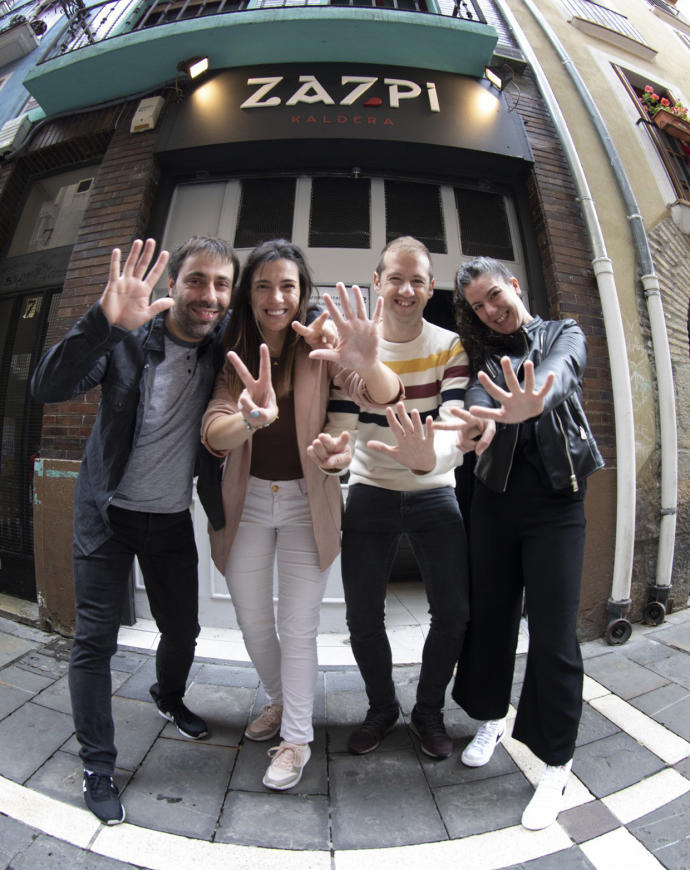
[308,284,383,374]
[99,238,172,331]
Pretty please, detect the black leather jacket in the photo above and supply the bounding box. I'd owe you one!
[470,316,604,494]
[31,303,227,555]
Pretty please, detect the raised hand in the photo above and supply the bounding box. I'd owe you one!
[99,239,172,331]
[470,357,555,425]
[307,284,383,375]
[367,401,436,474]
[433,407,496,455]
[306,431,352,471]
[227,344,278,429]
[292,310,338,350]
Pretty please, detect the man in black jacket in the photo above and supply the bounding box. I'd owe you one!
[31,236,239,825]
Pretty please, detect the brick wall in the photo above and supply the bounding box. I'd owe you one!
[38,101,164,459]
[514,69,616,465]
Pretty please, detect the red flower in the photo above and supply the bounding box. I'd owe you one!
[661,97,670,107]
[645,85,654,93]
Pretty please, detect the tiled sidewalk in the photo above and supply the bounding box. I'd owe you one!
[0,606,689,870]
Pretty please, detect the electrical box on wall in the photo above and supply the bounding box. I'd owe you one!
[130,96,165,134]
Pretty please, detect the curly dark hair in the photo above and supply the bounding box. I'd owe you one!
[223,239,313,398]
[454,257,518,375]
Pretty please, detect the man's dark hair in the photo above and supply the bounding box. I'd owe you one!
[168,236,239,288]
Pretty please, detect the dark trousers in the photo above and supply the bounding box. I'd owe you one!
[453,459,586,766]
[70,507,200,774]
[342,484,469,713]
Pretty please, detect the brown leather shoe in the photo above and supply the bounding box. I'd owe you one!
[347,708,400,755]
[409,705,452,758]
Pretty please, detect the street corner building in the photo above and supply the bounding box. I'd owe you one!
[0,0,688,643]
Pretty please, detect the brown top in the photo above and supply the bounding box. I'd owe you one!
[250,388,302,480]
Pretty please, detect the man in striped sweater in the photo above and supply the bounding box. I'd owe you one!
[309,236,470,759]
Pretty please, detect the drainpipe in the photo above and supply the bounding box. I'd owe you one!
[513,0,679,630]
[493,0,637,643]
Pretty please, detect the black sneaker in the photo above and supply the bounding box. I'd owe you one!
[82,770,125,825]
[410,705,453,759]
[156,699,208,739]
[347,707,399,755]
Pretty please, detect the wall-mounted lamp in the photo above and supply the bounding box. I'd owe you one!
[485,67,503,91]
[177,56,209,79]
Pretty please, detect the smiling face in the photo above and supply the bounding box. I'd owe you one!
[463,272,532,335]
[374,247,434,342]
[166,252,234,342]
[249,258,301,354]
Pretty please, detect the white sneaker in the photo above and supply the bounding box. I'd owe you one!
[245,703,283,741]
[521,759,573,830]
[460,718,506,767]
[262,741,311,790]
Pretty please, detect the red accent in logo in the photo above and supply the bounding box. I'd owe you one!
[363,97,383,107]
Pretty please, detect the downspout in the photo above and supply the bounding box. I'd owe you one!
[514,0,678,628]
[493,0,637,642]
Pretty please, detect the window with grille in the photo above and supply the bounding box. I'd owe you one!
[384,180,446,253]
[455,187,514,259]
[234,178,296,249]
[309,178,370,249]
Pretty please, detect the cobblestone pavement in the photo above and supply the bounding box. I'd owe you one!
[0,606,689,870]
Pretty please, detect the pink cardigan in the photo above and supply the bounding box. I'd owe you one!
[201,343,359,574]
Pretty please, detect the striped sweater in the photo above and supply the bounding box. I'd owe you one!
[327,319,470,492]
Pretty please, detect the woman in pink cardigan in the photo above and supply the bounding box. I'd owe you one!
[201,239,397,790]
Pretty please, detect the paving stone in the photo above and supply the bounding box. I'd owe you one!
[572,732,664,798]
[502,846,597,869]
[558,799,620,843]
[651,623,690,654]
[0,701,74,782]
[0,682,33,719]
[580,639,612,660]
[392,664,422,713]
[0,616,46,643]
[15,650,69,680]
[216,791,329,849]
[330,748,447,848]
[0,813,38,869]
[417,739,518,788]
[0,634,39,668]
[194,661,260,689]
[675,756,690,779]
[323,669,367,693]
[8,833,141,869]
[583,653,669,699]
[112,657,158,701]
[0,663,53,694]
[644,649,690,690]
[627,683,690,740]
[628,790,690,869]
[32,674,72,715]
[438,770,532,837]
[25,749,132,812]
[230,727,327,795]
[121,736,235,839]
[617,637,675,667]
[575,703,620,746]
[110,648,151,674]
[161,681,250,747]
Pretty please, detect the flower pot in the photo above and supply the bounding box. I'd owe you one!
[653,109,690,143]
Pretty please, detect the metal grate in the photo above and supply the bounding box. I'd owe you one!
[384,180,446,254]
[456,187,514,260]
[561,0,647,43]
[309,178,370,249]
[234,178,296,249]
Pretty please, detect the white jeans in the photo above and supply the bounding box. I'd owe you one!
[224,476,329,744]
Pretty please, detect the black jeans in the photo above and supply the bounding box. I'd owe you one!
[453,458,586,766]
[342,484,469,714]
[70,507,200,773]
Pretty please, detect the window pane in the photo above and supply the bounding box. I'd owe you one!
[234,178,295,248]
[385,181,446,254]
[455,188,514,260]
[309,178,370,248]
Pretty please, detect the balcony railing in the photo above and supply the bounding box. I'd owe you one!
[561,0,646,43]
[39,0,486,62]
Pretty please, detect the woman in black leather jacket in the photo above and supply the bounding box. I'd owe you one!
[444,257,603,831]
